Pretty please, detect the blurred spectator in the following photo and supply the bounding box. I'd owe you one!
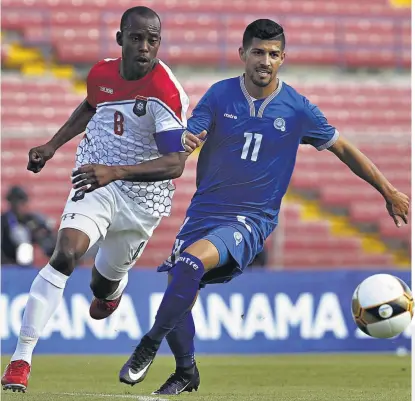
[1,186,56,266]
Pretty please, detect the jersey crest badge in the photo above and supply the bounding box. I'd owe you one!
[133,95,148,117]
[273,118,286,132]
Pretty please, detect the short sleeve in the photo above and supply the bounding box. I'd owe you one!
[151,89,189,154]
[86,64,98,108]
[301,97,339,151]
[186,86,216,135]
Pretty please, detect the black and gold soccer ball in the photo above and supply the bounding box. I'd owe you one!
[352,274,413,338]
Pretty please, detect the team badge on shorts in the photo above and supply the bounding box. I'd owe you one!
[133,95,148,117]
[273,118,286,132]
[234,231,243,246]
[71,188,86,202]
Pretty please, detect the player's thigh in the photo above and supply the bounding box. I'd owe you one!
[94,230,150,281]
[183,224,250,272]
[60,186,114,245]
[54,187,113,265]
[94,189,162,281]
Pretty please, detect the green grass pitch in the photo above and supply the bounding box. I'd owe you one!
[1,354,410,401]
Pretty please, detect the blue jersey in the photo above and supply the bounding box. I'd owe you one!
[159,76,338,284]
[186,76,338,242]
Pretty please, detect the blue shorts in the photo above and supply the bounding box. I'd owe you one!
[157,216,264,288]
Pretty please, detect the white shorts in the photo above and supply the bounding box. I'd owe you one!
[59,182,161,281]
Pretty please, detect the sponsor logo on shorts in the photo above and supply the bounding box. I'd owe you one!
[234,231,243,246]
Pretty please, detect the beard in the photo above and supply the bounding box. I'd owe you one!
[248,70,274,87]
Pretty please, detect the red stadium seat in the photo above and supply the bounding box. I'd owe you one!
[2,0,409,68]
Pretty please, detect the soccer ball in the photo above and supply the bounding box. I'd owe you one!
[352,274,413,338]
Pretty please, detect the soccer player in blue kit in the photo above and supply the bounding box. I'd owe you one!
[119,19,410,394]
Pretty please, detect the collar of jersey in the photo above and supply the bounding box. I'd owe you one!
[239,75,283,118]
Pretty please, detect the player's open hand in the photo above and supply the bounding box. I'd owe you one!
[27,143,56,173]
[385,190,410,227]
[183,130,207,153]
[71,164,117,193]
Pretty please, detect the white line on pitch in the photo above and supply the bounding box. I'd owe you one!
[45,392,169,401]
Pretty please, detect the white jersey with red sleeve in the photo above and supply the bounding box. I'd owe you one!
[76,57,189,217]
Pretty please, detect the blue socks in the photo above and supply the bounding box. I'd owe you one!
[166,311,196,369]
[147,252,204,343]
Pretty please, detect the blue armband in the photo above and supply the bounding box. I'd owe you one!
[154,129,186,155]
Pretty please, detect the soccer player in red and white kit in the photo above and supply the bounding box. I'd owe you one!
[2,6,203,392]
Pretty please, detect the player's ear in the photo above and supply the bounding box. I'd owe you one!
[279,51,286,67]
[239,47,246,63]
[116,31,123,46]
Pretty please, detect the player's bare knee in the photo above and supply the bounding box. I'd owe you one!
[49,229,90,275]
[50,247,81,275]
[184,239,219,270]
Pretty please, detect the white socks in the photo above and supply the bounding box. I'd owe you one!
[105,273,128,300]
[11,264,69,365]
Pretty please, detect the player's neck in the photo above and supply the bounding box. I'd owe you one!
[244,76,279,99]
[119,60,155,81]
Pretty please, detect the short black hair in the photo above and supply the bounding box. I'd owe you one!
[243,19,285,50]
[120,6,161,31]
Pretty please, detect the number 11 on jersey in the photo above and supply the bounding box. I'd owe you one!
[241,132,263,162]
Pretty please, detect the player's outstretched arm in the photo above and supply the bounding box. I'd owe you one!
[27,99,96,173]
[327,135,410,227]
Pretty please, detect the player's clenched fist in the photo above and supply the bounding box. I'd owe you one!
[72,164,117,193]
[27,143,56,173]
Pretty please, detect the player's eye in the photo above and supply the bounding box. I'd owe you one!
[270,52,280,59]
[149,38,159,45]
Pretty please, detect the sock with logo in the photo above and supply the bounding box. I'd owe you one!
[11,264,69,364]
[166,311,196,369]
[147,252,204,343]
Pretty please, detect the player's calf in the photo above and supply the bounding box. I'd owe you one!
[89,268,128,320]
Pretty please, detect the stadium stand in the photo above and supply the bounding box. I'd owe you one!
[1,0,410,269]
[2,77,411,136]
[1,75,410,268]
[1,0,410,68]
